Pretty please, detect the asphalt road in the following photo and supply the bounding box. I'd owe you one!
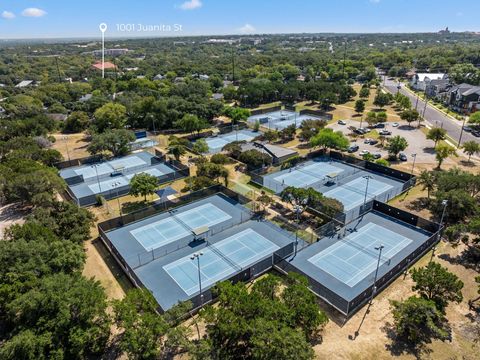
[382,77,478,146]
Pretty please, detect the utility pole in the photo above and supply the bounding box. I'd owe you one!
[231,46,235,83]
[55,56,62,83]
[458,116,467,147]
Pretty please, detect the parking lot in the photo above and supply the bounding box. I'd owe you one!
[328,119,447,166]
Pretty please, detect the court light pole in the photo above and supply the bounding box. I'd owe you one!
[410,153,417,176]
[370,244,384,305]
[432,199,448,262]
[363,175,373,206]
[63,136,71,162]
[191,252,204,307]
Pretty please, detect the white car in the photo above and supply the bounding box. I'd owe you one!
[338,120,347,125]
[392,122,399,127]
[359,150,370,156]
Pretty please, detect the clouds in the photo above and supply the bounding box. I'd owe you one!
[180,0,202,10]
[1,7,47,19]
[1,11,15,19]
[238,23,256,34]
[21,8,47,17]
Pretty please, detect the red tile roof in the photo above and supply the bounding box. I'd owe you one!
[91,62,117,70]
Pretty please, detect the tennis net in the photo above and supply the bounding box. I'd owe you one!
[207,242,242,272]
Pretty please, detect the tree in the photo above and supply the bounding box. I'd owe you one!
[365,111,379,127]
[1,273,111,359]
[417,170,436,199]
[200,274,327,359]
[129,173,158,201]
[197,162,229,186]
[31,200,95,244]
[435,143,457,169]
[223,107,251,124]
[222,141,243,158]
[400,109,419,127]
[462,140,480,162]
[238,149,272,170]
[385,135,408,159]
[113,289,192,360]
[280,124,297,142]
[390,296,448,344]
[210,153,230,165]
[310,128,349,151]
[299,119,327,142]
[63,111,90,133]
[87,129,135,157]
[174,114,209,134]
[426,127,447,147]
[264,130,279,143]
[93,102,127,132]
[167,136,189,161]
[468,111,480,125]
[192,138,209,154]
[257,191,273,212]
[373,92,391,108]
[355,99,365,115]
[359,86,370,99]
[375,158,390,167]
[410,262,464,310]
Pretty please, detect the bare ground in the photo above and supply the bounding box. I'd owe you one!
[0,203,27,238]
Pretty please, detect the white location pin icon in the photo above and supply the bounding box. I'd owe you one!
[99,23,107,33]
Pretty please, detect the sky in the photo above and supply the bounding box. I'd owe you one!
[0,0,478,39]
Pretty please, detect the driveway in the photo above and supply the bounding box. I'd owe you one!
[382,76,478,146]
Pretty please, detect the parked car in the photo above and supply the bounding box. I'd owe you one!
[399,153,408,161]
[375,123,385,128]
[364,138,373,144]
[359,150,370,156]
[369,139,379,145]
[379,129,392,136]
[392,122,400,127]
[472,130,480,138]
[354,127,368,135]
[463,126,473,133]
[373,153,382,159]
[347,144,359,153]
[338,120,347,125]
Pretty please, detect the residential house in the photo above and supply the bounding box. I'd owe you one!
[443,83,480,114]
[212,93,224,101]
[426,78,450,98]
[154,74,165,80]
[410,73,447,91]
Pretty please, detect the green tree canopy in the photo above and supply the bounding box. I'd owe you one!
[129,173,159,201]
[390,296,448,344]
[410,262,464,311]
[87,129,135,157]
[93,102,127,132]
[310,128,349,151]
[426,127,447,147]
[385,135,408,159]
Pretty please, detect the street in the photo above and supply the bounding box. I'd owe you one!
[382,76,478,146]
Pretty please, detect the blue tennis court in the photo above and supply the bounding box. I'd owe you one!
[323,177,393,211]
[74,154,148,180]
[308,222,413,287]
[163,228,280,295]
[273,162,344,188]
[202,130,259,153]
[130,203,232,251]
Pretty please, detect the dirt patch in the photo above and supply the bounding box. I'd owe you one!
[0,203,27,238]
[52,132,90,159]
